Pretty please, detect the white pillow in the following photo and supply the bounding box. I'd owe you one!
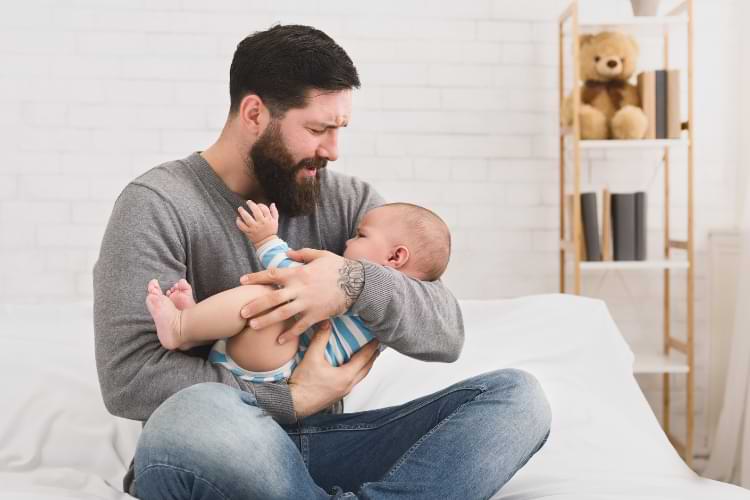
[0,303,140,499]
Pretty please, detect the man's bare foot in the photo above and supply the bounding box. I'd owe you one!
[146,279,183,351]
[166,278,196,310]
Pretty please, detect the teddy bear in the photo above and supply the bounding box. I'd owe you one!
[562,31,648,140]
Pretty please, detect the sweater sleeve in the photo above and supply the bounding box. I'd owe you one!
[93,183,297,424]
[256,237,304,270]
[344,179,465,363]
[350,265,464,362]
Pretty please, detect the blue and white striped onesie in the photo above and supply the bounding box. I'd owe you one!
[209,237,380,383]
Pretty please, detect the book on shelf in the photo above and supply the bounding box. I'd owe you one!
[581,192,602,261]
[635,192,647,260]
[637,70,681,140]
[655,70,667,139]
[610,191,648,261]
[637,72,656,139]
[601,188,612,260]
[566,193,587,260]
[666,70,681,139]
[611,193,636,260]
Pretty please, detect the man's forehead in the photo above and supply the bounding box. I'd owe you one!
[302,89,352,125]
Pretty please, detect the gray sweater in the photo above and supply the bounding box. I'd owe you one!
[93,152,464,488]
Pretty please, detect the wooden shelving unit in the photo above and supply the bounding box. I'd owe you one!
[558,0,695,466]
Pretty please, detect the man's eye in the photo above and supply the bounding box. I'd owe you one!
[309,128,325,135]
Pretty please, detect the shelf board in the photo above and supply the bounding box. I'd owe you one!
[578,259,689,271]
[580,138,687,150]
[563,16,688,37]
[633,350,689,374]
[561,137,688,150]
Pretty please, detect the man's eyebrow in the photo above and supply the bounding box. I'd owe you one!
[320,121,348,129]
[309,120,348,129]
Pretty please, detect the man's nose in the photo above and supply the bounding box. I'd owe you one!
[317,131,339,162]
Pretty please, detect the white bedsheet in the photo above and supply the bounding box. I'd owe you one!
[0,295,747,499]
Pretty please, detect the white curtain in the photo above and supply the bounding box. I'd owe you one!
[704,0,750,485]
[703,216,750,486]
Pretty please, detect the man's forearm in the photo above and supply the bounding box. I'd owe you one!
[338,259,366,311]
[350,261,464,362]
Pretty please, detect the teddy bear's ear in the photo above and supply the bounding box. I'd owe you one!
[628,34,640,56]
[579,34,594,48]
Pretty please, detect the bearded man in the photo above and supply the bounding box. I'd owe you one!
[93,24,551,500]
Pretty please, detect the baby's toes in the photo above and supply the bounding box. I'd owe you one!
[147,279,162,294]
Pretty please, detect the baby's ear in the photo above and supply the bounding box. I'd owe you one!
[388,246,410,269]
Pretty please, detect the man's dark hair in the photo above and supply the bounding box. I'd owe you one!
[229,24,360,117]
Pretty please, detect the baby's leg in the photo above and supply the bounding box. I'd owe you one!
[226,315,298,373]
[147,280,290,352]
[147,279,185,350]
[176,283,278,342]
[148,280,299,372]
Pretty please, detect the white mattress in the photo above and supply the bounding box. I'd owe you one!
[0,295,748,499]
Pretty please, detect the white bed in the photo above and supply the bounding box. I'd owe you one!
[0,294,748,499]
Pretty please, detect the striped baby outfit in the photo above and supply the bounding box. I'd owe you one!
[208,237,379,383]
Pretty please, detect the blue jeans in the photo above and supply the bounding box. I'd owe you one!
[133,368,551,499]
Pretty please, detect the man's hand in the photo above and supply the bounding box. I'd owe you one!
[236,201,279,247]
[288,321,380,419]
[239,248,365,344]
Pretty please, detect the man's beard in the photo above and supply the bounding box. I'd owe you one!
[247,121,327,217]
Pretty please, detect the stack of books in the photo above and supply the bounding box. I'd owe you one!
[637,69,681,139]
[567,191,647,261]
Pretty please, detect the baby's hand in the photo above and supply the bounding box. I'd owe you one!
[236,201,279,247]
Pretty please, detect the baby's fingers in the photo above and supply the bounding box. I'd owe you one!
[270,203,279,220]
[246,200,265,221]
[236,216,253,233]
[237,206,257,225]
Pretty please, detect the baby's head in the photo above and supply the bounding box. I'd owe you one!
[344,203,451,281]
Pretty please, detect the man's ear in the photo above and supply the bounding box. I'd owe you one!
[388,246,410,269]
[238,94,269,136]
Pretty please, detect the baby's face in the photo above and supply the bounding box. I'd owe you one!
[343,207,401,265]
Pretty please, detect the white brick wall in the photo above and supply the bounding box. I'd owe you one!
[0,0,742,464]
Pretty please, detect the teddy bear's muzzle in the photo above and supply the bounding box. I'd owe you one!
[597,58,623,77]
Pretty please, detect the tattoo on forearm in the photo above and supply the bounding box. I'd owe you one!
[338,259,365,310]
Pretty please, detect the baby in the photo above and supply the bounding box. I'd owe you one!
[145,201,451,383]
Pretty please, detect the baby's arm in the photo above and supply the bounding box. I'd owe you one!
[236,201,303,271]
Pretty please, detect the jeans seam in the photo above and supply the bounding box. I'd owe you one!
[374,386,487,483]
[137,463,231,500]
[301,434,310,468]
[302,385,488,435]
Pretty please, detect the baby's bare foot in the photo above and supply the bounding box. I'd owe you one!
[166,278,196,310]
[146,279,183,350]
